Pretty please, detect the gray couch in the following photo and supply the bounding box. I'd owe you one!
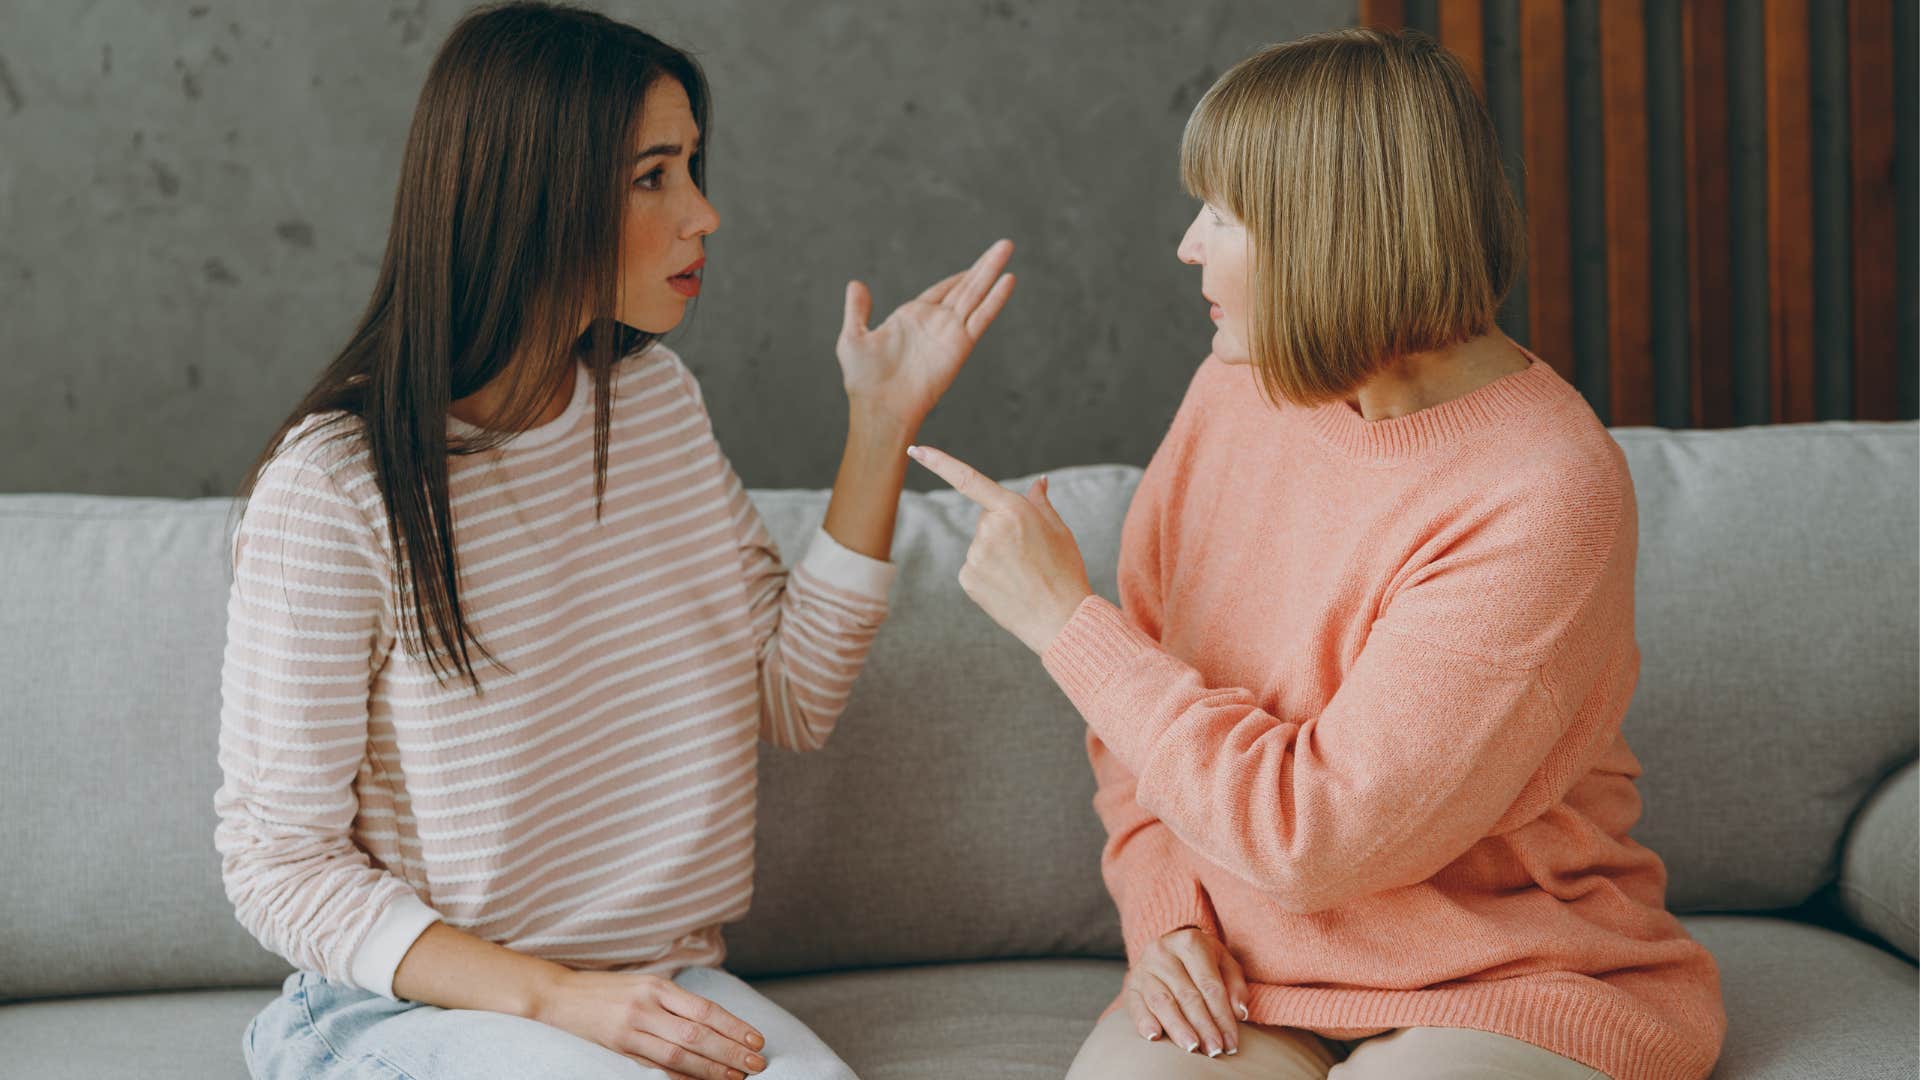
[2,421,1916,1079]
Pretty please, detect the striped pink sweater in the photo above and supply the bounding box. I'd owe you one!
[214,345,894,999]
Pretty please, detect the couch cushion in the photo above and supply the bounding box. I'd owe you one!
[1838,759,1920,961]
[1612,424,1918,912]
[1684,915,1920,1079]
[0,918,1912,1080]
[0,497,296,1001]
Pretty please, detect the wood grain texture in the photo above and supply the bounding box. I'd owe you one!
[1684,0,1735,427]
[1601,2,1654,424]
[1439,0,1487,96]
[1359,0,1407,29]
[1765,0,1817,422]
[1848,0,1899,419]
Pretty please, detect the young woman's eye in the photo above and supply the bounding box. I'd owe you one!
[632,167,664,192]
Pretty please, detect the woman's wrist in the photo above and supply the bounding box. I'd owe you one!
[845,399,918,451]
[390,920,572,1021]
[526,963,573,1024]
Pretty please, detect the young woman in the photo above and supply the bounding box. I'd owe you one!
[910,28,1725,1080]
[214,5,1013,1079]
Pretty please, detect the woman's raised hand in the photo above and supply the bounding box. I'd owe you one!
[1125,926,1252,1058]
[534,969,767,1080]
[905,444,1093,654]
[837,239,1015,438]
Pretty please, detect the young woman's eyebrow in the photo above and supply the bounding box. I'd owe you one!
[631,137,703,162]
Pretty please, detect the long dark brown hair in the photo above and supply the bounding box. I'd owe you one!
[233,2,710,691]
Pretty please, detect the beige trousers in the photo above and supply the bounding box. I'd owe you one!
[1064,1010,1607,1079]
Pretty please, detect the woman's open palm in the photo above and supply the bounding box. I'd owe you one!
[837,239,1015,433]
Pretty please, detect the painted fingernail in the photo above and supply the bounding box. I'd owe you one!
[1236,1002,1249,1021]
[1207,1045,1222,1058]
[1145,1031,1161,1041]
[1184,1040,1199,1053]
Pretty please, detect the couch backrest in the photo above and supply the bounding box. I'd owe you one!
[1,422,1913,1000]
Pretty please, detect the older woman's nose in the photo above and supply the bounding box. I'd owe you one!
[1176,232,1201,265]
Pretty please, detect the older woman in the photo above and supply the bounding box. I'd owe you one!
[910,27,1724,1080]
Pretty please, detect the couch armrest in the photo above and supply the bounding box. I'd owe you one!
[1838,757,1918,962]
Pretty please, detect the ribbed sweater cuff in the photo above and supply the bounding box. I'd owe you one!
[1040,594,1158,714]
[1122,875,1222,961]
[345,892,443,1001]
[798,526,897,603]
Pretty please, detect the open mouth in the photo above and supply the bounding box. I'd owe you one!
[669,257,705,297]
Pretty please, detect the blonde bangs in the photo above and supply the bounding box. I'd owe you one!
[1176,29,1524,407]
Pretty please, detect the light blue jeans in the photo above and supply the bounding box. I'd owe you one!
[243,965,858,1079]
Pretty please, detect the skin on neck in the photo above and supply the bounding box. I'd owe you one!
[1340,331,1531,422]
[448,356,578,432]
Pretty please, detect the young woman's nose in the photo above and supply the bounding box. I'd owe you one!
[683,188,720,239]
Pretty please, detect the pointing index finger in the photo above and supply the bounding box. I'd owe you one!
[907,445,1022,513]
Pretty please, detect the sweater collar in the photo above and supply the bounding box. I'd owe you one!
[1301,341,1568,463]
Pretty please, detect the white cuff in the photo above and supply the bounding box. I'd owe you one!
[798,526,897,602]
[347,892,443,1000]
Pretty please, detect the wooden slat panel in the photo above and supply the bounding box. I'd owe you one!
[1600,3,1655,425]
[1849,0,1899,420]
[1520,0,1575,378]
[1684,0,1734,427]
[1765,0,1817,423]
[1438,0,1487,97]
[1359,0,1406,30]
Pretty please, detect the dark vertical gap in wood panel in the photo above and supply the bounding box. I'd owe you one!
[1405,0,1440,36]
[1811,0,1856,419]
[1485,0,1531,346]
[1684,0,1735,428]
[1848,0,1899,419]
[1601,1,1655,425]
[1728,0,1771,426]
[1765,0,1817,423]
[1568,0,1611,419]
[1439,0,1488,96]
[1896,0,1919,419]
[1521,0,1576,379]
[1648,0,1693,428]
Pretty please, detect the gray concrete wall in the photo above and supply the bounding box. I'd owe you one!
[4,1,1913,497]
[0,0,1351,496]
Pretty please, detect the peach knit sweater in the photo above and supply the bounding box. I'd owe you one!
[1040,348,1726,1080]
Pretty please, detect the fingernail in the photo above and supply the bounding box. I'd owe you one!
[1236,1002,1249,1021]
[1145,1031,1161,1041]
[747,1054,765,1071]
[1226,1046,1239,1056]
[748,1034,764,1050]
[1184,1040,1198,1053]
[906,446,923,460]
[1207,1045,1222,1058]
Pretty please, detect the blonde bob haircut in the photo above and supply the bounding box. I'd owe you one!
[1180,27,1524,407]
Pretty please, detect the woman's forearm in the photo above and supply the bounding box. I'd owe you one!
[389,920,569,1019]
[820,403,915,561]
